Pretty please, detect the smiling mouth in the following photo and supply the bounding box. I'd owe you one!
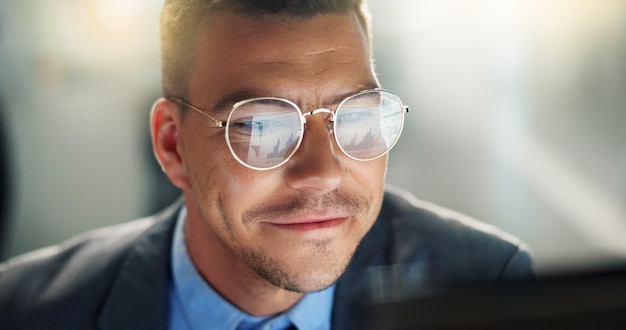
[268,217,348,231]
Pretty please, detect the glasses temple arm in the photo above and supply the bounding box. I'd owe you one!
[168,97,225,128]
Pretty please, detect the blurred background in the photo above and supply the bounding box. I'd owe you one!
[0,0,624,277]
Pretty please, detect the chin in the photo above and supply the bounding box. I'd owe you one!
[242,246,353,293]
[278,266,346,293]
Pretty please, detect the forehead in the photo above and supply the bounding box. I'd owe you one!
[188,10,375,106]
[207,11,367,60]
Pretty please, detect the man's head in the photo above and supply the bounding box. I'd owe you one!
[151,0,398,301]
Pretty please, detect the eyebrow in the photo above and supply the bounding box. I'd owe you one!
[211,91,266,115]
[326,83,380,106]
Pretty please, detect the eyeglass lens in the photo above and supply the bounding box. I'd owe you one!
[225,90,405,170]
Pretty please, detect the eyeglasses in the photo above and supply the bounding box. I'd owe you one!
[169,89,409,171]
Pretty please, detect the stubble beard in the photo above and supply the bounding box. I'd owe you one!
[219,190,372,293]
[239,238,355,293]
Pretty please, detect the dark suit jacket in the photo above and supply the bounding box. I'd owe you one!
[0,187,533,329]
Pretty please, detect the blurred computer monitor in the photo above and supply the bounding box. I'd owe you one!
[361,267,626,329]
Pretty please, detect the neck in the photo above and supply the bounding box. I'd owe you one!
[185,203,304,316]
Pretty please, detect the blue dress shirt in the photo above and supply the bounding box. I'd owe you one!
[168,207,336,330]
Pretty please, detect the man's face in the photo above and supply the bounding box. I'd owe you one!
[178,11,386,293]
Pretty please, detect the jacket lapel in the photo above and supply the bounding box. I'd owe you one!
[332,201,393,329]
[97,201,182,330]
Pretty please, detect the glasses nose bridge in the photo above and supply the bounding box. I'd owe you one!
[301,107,334,134]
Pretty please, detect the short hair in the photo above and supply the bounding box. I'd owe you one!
[159,0,372,98]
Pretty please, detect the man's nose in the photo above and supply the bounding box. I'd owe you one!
[284,113,345,194]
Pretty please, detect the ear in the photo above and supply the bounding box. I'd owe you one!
[150,98,189,189]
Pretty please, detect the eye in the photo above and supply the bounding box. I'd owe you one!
[230,117,267,136]
[229,99,300,137]
[337,110,376,124]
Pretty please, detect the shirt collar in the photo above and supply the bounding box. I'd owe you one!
[170,206,335,330]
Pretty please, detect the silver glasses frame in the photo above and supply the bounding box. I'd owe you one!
[169,89,409,171]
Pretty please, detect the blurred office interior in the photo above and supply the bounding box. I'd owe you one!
[0,0,624,277]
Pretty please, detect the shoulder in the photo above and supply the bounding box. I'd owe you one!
[1,216,156,271]
[333,187,534,325]
[376,186,534,281]
[381,186,527,247]
[0,201,180,328]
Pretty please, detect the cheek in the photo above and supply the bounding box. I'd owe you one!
[218,171,282,217]
[348,156,387,219]
[182,129,284,225]
[347,156,387,193]
[181,127,233,206]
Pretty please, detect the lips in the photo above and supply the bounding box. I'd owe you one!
[267,217,348,231]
